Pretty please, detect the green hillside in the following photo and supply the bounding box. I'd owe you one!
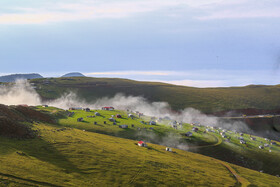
[0,122,278,186]
[1,106,280,186]
[38,107,280,176]
[30,77,280,112]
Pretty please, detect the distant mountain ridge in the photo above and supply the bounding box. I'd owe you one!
[61,72,85,77]
[0,73,43,82]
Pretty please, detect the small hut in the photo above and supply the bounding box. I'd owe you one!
[250,137,256,141]
[128,114,134,119]
[102,107,114,111]
[166,147,172,152]
[192,127,198,132]
[185,132,193,137]
[77,118,84,122]
[84,108,90,112]
[138,141,147,147]
[119,125,128,129]
[109,118,116,122]
[264,144,270,147]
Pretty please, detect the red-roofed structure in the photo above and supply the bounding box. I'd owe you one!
[102,107,114,111]
[138,141,147,147]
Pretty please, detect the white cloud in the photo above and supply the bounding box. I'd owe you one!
[84,69,280,87]
[151,79,227,88]
[85,71,172,76]
[0,0,186,24]
[0,0,279,24]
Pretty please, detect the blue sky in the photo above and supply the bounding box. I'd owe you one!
[0,0,280,87]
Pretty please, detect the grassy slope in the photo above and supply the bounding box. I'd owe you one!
[196,131,280,176]
[0,124,235,186]
[56,108,216,146]
[38,107,280,176]
[31,77,280,112]
[1,123,280,187]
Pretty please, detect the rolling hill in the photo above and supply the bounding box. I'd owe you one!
[30,77,280,113]
[61,72,85,77]
[0,105,280,186]
[0,73,43,82]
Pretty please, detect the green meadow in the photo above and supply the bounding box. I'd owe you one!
[0,106,280,186]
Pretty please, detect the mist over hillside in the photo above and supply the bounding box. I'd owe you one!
[2,79,280,140]
[1,78,280,139]
[0,80,249,131]
[29,77,280,113]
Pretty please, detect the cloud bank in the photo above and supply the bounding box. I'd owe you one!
[85,69,280,88]
[1,0,280,24]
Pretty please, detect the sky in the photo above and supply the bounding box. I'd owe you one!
[0,0,280,87]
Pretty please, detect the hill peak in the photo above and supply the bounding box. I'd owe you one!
[61,72,85,77]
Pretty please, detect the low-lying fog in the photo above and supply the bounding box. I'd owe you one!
[1,79,279,142]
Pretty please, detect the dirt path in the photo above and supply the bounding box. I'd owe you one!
[216,160,250,187]
[188,134,250,186]
[188,133,223,149]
